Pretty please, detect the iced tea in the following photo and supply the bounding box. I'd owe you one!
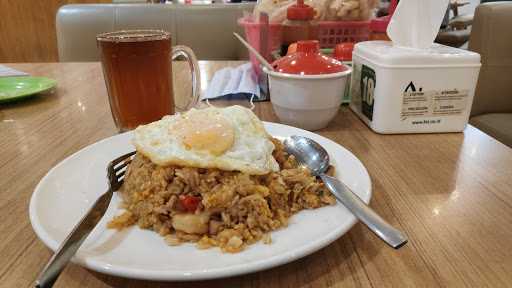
[98,30,173,131]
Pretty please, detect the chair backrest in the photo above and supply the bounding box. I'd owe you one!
[468,2,512,116]
[56,3,254,61]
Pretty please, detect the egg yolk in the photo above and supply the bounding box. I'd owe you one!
[171,112,235,156]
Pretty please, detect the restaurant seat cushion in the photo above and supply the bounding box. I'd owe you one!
[470,113,512,147]
[468,2,512,116]
[468,3,512,148]
[56,4,253,61]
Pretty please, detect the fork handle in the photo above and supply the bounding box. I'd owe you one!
[34,189,113,288]
[320,174,408,249]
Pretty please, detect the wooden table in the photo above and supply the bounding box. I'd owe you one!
[2,62,512,288]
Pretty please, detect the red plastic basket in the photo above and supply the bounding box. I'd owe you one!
[238,17,282,76]
[317,21,370,48]
[239,16,370,74]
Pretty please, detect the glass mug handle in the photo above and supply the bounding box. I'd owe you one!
[171,45,201,111]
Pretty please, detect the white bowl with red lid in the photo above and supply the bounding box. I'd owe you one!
[264,40,351,131]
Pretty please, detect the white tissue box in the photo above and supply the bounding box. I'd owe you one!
[349,41,481,134]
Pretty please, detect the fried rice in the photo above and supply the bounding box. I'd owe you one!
[108,139,336,253]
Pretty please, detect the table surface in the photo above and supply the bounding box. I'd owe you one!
[2,61,512,288]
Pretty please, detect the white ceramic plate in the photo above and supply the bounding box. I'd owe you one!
[29,122,371,281]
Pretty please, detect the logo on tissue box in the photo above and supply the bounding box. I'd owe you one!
[405,81,422,92]
[360,65,376,121]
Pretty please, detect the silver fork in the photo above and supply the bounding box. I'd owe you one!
[34,151,136,288]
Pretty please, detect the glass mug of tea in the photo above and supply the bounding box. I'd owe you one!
[97,30,200,132]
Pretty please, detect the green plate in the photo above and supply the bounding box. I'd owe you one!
[0,76,57,104]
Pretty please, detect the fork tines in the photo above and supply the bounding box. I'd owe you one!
[108,151,136,186]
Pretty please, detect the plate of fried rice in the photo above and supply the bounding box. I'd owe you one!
[30,116,371,281]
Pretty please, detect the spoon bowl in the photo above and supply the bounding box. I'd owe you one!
[284,135,408,249]
[283,136,329,176]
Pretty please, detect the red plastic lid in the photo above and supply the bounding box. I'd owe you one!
[273,40,348,75]
[334,42,355,62]
[287,0,315,21]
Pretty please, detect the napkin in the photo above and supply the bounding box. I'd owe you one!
[202,63,260,101]
[0,65,29,77]
[387,0,450,49]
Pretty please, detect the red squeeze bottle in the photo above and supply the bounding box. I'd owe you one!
[281,0,318,56]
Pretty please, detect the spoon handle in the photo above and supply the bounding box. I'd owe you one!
[320,174,408,249]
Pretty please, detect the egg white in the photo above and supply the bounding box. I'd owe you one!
[133,105,280,175]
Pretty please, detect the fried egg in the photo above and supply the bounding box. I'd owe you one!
[133,105,279,175]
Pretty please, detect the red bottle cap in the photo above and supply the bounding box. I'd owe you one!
[333,42,355,62]
[370,15,391,33]
[287,0,315,21]
[273,40,348,75]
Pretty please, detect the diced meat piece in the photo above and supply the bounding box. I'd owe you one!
[171,212,210,234]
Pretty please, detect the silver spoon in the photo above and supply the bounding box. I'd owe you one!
[284,135,408,249]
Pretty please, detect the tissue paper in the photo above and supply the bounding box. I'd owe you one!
[0,65,29,77]
[203,63,260,100]
[387,0,449,49]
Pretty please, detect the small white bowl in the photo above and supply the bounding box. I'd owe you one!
[263,67,352,131]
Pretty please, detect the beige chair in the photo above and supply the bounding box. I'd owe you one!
[56,3,254,61]
[468,2,512,147]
